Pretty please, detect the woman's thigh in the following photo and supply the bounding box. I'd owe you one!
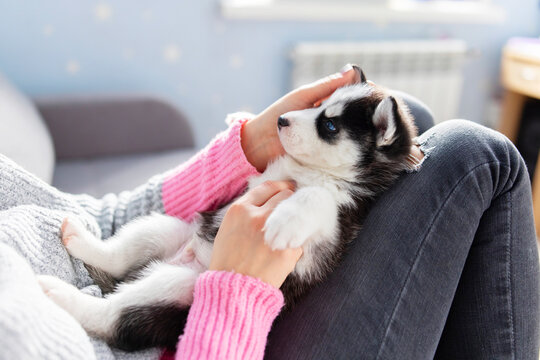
[265,120,539,359]
[0,154,104,285]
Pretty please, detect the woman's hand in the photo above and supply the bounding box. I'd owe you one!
[241,64,357,172]
[209,181,302,288]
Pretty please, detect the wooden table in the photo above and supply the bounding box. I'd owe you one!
[499,41,540,238]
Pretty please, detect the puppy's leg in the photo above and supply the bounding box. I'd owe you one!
[37,274,116,335]
[62,213,194,278]
[37,262,199,350]
[264,186,338,250]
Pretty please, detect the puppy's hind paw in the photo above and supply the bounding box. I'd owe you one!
[37,275,79,312]
[61,217,95,259]
[61,217,85,246]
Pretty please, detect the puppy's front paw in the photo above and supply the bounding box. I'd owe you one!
[61,217,93,259]
[37,275,79,314]
[263,204,312,250]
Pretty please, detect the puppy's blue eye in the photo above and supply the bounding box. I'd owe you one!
[325,120,337,132]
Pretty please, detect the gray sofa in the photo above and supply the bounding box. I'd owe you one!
[37,95,197,197]
[0,73,197,197]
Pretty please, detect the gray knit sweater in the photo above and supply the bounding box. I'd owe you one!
[0,154,164,359]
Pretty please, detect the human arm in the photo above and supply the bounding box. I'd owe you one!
[164,181,302,360]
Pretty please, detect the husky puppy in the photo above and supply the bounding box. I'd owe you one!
[38,66,417,351]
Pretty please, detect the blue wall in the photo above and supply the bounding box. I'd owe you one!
[0,0,539,146]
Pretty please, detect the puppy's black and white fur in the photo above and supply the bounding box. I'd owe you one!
[38,66,417,351]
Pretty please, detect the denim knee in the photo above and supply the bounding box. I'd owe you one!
[418,119,528,196]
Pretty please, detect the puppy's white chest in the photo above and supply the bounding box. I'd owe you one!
[248,163,288,189]
[248,156,322,190]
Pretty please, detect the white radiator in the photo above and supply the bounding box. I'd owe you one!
[291,40,467,124]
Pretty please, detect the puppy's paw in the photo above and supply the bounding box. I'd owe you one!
[61,217,94,259]
[61,217,85,246]
[263,204,312,250]
[37,275,79,313]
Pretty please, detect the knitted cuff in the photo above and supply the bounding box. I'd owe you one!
[162,119,259,222]
[175,271,284,360]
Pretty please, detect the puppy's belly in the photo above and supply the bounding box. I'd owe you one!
[165,240,207,273]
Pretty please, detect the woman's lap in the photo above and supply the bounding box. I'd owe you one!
[265,120,539,359]
[0,153,164,359]
[0,155,112,358]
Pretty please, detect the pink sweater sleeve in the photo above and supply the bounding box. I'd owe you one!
[161,271,284,360]
[162,118,259,222]
[160,119,283,359]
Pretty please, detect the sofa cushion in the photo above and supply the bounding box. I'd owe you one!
[35,95,194,160]
[0,73,55,183]
[52,148,197,197]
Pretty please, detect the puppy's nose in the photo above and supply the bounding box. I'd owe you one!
[278,116,290,129]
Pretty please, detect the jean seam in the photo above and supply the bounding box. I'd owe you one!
[508,182,516,359]
[503,134,517,360]
[375,160,511,359]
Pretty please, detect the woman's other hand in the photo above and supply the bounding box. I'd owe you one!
[208,181,302,288]
[241,64,357,172]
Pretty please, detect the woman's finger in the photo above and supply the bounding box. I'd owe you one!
[313,95,330,108]
[260,188,294,215]
[242,180,295,207]
[298,64,357,105]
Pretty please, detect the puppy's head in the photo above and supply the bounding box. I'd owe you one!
[277,66,417,179]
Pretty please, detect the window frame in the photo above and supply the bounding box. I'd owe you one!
[221,0,506,24]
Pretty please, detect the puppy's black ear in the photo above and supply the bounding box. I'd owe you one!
[352,65,367,84]
[373,96,401,147]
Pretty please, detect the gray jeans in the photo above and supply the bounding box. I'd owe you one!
[266,98,540,359]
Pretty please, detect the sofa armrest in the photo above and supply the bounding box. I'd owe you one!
[34,95,195,160]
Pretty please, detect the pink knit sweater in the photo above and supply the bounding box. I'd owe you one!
[162,119,259,222]
[160,119,285,360]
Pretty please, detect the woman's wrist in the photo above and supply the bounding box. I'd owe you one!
[240,116,283,173]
